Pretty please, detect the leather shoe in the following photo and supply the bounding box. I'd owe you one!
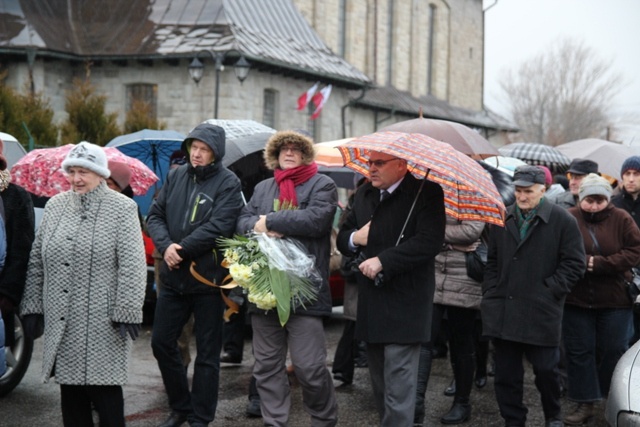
[246,398,261,418]
[475,376,487,389]
[220,352,241,364]
[333,372,352,385]
[444,379,456,396]
[158,412,187,427]
[563,403,594,425]
[440,401,471,424]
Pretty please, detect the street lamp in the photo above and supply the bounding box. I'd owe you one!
[188,50,251,119]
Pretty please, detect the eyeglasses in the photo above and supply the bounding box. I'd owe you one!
[281,146,302,154]
[367,158,400,168]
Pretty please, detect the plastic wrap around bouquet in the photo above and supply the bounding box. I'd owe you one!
[218,232,322,326]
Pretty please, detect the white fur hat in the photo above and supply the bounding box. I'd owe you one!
[62,141,111,179]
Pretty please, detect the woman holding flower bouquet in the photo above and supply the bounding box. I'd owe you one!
[236,130,339,427]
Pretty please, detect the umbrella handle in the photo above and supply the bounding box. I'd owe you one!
[395,175,427,246]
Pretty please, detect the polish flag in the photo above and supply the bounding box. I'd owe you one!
[310,85,332,120]
[296,82,320,110]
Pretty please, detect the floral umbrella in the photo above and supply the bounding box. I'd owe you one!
[11,144,159,197]
[337,131,506,226]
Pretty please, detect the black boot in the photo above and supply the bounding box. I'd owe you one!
[440,397,471,425]
[414,345,432,425]
[443,378,456,396]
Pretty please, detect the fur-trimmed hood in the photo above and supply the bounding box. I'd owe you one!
[263,130,316,170]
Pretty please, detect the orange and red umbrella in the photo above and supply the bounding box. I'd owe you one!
[337,131,506,226]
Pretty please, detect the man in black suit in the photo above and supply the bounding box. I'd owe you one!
[337,152,445,426]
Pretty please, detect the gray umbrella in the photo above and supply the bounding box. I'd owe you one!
[222,132,275,167]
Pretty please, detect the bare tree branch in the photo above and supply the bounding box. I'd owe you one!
[499,38,625,146]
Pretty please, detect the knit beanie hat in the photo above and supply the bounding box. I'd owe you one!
[0,139,7,171]
[621,156,640,177]
[579,173,612,202]
[107,161,131,190]
[62,141,111,179]
[537,165,553,186]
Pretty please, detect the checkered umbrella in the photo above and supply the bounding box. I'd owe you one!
[338,131,506,226]
[498,142,571,173]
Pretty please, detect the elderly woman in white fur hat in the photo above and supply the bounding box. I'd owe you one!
[563,173,640,425]
[20,141,147,427]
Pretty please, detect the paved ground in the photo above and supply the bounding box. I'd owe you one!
[2,315,610,426]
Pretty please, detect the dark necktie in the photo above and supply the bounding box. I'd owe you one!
[380,190,390,201]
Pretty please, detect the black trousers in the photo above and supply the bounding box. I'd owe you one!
[60,384,124,427]
[332,319,356,382]
[493,338,561,426]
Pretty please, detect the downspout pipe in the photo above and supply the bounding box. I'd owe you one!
[341,86,369,138]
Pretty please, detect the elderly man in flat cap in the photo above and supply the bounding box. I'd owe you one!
[554,159,599,208]
[482,165,585,427]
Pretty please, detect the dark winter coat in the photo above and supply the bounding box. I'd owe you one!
[236,173,338,316]
[0,183,35,305]
[481,199,585,347]
[146,125,244,294]
[554,190,577,209]
[566,203,640,308]
[611,188,640,230]
[337,174,445,344]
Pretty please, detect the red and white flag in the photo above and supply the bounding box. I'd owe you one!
[296,82,320,111]
[310,85,332,120]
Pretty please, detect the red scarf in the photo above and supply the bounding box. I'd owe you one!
[273,162,318,208]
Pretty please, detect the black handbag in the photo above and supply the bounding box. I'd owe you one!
[626,268,640,302]
[465,241,488,283]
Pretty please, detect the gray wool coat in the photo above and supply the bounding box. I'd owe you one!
[21,183,147,385]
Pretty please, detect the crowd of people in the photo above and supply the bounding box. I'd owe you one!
[3,125,640,427]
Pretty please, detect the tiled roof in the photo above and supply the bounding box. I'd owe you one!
[0,0,369,87]
[353,85,519,132]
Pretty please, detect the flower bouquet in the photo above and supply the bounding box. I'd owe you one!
[218,232,321,326]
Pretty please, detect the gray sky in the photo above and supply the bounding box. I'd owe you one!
[483,0,640,145]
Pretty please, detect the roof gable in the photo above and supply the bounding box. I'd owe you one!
[0,0,369,86]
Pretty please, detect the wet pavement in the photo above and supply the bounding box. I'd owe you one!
[2,314,609,426]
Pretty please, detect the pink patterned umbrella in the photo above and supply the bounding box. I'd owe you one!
[11,144,159,197]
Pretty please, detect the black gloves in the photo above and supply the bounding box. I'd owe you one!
[22,314,45,339]
[113,322,141,340]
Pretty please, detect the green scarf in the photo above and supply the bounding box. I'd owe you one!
[515,198,544,240]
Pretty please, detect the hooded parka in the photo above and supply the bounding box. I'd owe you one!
[146,123,244,293]
[236,131,338,316]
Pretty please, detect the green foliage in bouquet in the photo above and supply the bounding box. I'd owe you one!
[219,234,318,326]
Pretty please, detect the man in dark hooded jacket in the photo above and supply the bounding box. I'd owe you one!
[147,123,243,427]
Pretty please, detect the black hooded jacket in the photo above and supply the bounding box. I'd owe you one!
[146,123,243,293]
